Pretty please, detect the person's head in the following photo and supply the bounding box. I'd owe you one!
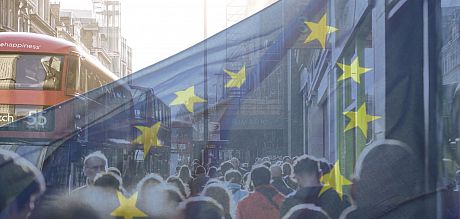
[178,166,192,182]
[137,184,184,218]
[136,173,164,192]
[224,170,242,184]
[83,151,108,183]
[292,155,320,188]
[230,157,240,169]
[317,158,332,176]
[93,172,122,191]
[251,165,271,187]
[282,162,292,177]
[178,196,224,219]
[207,166,218,178]
[220,162,234,176]
[33,194,102,219]
[262,161,271,168]
[270,165,283,178]
[176,166,181,174]
[195,165,206,176]
[282,156,292,164]
[344,140,424,218]
[202,183,233,218]
[0,149,45,219]
[166,176,190,198]
[262,157,270,162]
[281,204,329,219]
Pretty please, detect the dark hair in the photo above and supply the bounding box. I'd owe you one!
[225,170,242,184]
[220,162,234,176]
[167,176,190,198]
[351,140,424,210]
[208,166,218,178]
[282,203,329,219]
[283,156,291,162]
[293,155,319,177]
[195,165,206,175]
[251,165,271,187]
[162,184,185,202]
[282,162,292,176]
[202,184,232,218]
[94,172,121,190]
[179,196,224,219]
[317,158,332,175]
[262,161,271,168]
[0,149,45,212]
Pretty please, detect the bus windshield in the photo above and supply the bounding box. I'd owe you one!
[0,54,63,90]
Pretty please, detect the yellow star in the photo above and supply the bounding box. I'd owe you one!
[170,86,206,112]
[132,122,161,159]
[224,65,246,88]
[111,191,147,219]
[319,161,352,200]
[304,13,338,48]
[337,57,372,84]
[343,103,381,138]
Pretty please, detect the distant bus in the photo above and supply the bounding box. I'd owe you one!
[0,32,117,127]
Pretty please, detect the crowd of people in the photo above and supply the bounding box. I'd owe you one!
[0,139,458,219]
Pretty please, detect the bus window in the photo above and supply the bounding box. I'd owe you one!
[79,67,87,93]
[41,56,62,90]
[65,56,79,95]
[0,54,18,89]
[1,54,63,90]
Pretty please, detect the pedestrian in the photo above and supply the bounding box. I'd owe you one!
[270,165,293,196]
[280,155,349,219]
[236,165,284,219]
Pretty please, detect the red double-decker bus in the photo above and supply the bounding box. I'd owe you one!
[0,32,118,138]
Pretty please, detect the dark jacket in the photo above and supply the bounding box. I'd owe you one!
[271,177,293,196]
[280,186,350,219]
[341,189,459,219]
[190,175,209,196]
[283,175,297,190]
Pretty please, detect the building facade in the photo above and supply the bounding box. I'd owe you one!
[294,0,456,204]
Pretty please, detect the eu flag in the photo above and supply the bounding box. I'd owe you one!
[1,0,455,218]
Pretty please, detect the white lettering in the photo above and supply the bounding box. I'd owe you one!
[0,113,14,123]
[25,112,47,126]
[0,42,42,50]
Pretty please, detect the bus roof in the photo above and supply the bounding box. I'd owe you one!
[0,32,77,54]
[0,32,118,81]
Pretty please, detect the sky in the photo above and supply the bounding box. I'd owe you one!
[54,0,275,71]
